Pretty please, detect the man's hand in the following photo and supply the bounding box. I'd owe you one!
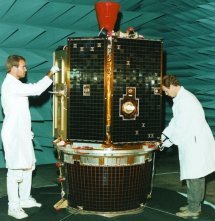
[161,139,173,148]
[159,133,173,150]
[161,133,168,142]
[47,65,60,78]
[50,65,60,74]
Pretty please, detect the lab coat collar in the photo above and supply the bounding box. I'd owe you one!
[173,86,185,103]
[6,73,19,81]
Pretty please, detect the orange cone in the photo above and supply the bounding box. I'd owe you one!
[95,2,120,33]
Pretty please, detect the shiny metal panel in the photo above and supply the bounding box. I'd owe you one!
[53,48,69,140]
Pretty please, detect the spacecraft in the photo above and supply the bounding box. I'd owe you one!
[53,1,163,217]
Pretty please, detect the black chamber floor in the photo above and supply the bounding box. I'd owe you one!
[0,186,214,221]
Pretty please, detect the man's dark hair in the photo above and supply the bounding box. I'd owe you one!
[162,75,181,88]
[6,55,26,72]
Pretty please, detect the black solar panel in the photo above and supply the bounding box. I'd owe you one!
[112,38,162,143]
[66,37,162,144]
[67,38,106,142]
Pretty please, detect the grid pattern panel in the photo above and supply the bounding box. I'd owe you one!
[66,160,153,212]
[112,38,162,143]
[67,38,106,142]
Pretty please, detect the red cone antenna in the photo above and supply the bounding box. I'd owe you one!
[95,2,120,33]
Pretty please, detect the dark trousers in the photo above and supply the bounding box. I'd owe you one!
[186,177,205,212]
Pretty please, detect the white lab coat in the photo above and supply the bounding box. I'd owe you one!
[163,86,215,180]
[1,74,52,169]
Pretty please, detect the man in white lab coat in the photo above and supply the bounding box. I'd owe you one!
[1,55,59,219]
[161,75,215,219]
